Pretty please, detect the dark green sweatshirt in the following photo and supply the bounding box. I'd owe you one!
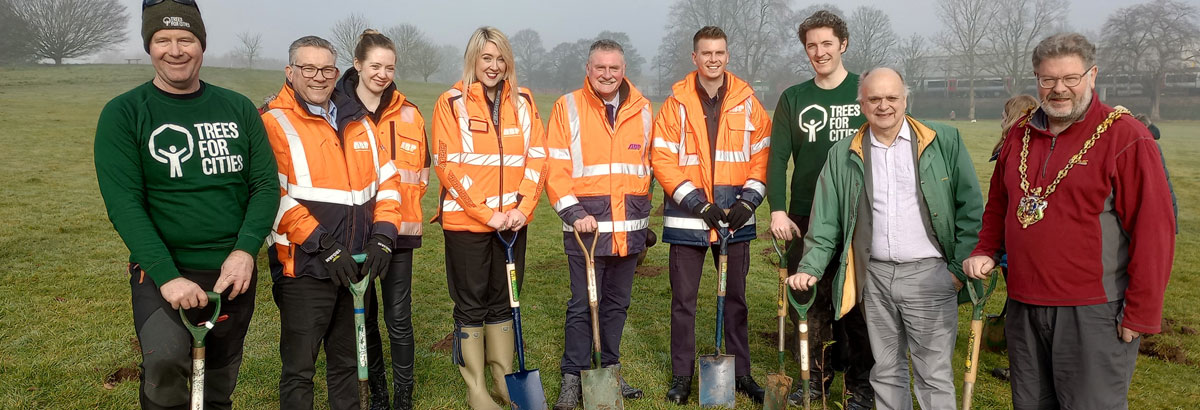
[767,73,865,216]
[95,81,279,286]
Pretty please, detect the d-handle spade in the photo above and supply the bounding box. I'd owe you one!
[350,254,372,410]
[179,291,222,410]
[962,271,999,410]
[762,235,793,410]
[573,231,623,410]
[698,229,736,408]
[786,266,818,410]
[498,231,548,410]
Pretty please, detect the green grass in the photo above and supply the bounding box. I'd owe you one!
[1,64,1197,409]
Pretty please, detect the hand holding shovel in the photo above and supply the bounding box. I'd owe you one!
[179,291,222,410]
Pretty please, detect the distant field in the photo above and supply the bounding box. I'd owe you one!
[1,64,1196,409]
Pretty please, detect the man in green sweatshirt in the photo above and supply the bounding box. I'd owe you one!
[94,2,278,409]
[766,10,874,410]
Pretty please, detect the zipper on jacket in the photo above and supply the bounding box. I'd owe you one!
[1040,136,1057,181]
[491,86,504,216]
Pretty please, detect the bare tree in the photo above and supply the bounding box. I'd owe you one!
[595,30,647,79]
[236,32,263,69]
[936,0,997,120]
[982,0,1068,96]
[544,39,592,93]
[510,28,547,87]
[844,6,897,73]
[1102,0,1200,120]
[897,33,930,110]
[330,13,370,66]
[432,43,461,84]
[385,23,433,80]
[0,0,32,64]
[14,0,127,65]
[409,41,442,82]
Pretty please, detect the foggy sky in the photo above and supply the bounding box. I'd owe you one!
[115,0,1136,64]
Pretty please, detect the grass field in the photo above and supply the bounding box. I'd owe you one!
[0,64,1197,409]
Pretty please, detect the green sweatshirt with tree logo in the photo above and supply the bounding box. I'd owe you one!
[95,81,279,286]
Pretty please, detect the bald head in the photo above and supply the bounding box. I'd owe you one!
[858,67,908,139]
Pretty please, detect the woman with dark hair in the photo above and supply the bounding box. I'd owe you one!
[332,29,428,410]
[430,26,547,410]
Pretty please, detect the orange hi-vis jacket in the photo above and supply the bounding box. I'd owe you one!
[334,69,429,249]
[431,80,547,232]
[261,82,403,279]
[651,72,772,246]
[546,78,654,257]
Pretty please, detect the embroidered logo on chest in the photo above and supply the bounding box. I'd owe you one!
[729,105,745,114]
[628,143,642,150]
[503,127,521,136]
[400,141,418,153]
[353,141,371,151]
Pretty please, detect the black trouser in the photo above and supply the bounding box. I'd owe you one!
[130,264,256,410]
[366,249,416,386]
[786,214,873,398]
[560,252,639,376]
[274,274,361,410]
[668,241,752,377]
[444,229,526,325]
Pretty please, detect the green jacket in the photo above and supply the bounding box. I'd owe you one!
[798,116,984,319]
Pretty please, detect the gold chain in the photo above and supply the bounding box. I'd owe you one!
[1017,107,1128,199]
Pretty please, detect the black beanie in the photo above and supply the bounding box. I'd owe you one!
[142,1,206,52]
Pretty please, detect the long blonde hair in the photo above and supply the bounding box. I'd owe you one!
[993,94,1039,157]
[461,26,520,106]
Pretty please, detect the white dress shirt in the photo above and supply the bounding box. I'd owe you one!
[868,120,943,262]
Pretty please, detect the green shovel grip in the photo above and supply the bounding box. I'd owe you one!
[179,291,222,348]
[786,279,817,322]
[966,270,1000,321]
[349,253,370,297]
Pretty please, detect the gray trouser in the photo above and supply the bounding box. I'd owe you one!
[863,258,958,410]
[1007,299,1140,410]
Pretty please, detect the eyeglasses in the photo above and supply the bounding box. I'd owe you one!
[291,64,340,79]
[142,0,198,10]
[1036,66,1094,88]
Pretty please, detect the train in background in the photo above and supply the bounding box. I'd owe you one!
[911,70,1200,98]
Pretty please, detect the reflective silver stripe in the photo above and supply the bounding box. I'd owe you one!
[448,89,475,153]
[398,221,422,235]
[442,200,464,212]
[277,173,288,188]
[663,215,709,230]
[653,137,680,153]
[715,150,750,163]
[565,93,585,178]
[580,163,650,177]
[742,100,754,156]
[363,119,381,176]
[553,194,580,212]
[376,162,397,186]
[672,181,698,204]
[445,153,525,167]
[751,136,771,154]
[524,168,541,184]
[377,189,401,202]
[641,105,652,177]
[419,168,429,184]
[398,169,423,184]
[517,93,532,152]
[743,179,767,197]
[678,104,699,167]
[270,231,292,246]
[549,148,572,160]
[485,192,520,209]
[681,156,701,166]
[527,147,546,158]
[399,105,416,123]
[275,196,302,230]
[267,109,312,187]
[288,184,378,206]
[561,217,651,233]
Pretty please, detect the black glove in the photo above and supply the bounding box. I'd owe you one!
[691,201,725,230]
[316,235,358,287]
[362,234,393,281]
[725,199,756,230]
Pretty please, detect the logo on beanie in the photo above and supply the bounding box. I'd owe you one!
[162,16,191,28]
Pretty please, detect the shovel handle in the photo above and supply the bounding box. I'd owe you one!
[180,291,222,349]
[799,319,810,379]
[189,346,205,410]
[962,318,984,409]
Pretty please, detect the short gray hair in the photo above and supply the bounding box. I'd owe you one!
[1032,33,1095,70]
[288,35,337,65]
[857,67,910,102]
[589,39,624,55]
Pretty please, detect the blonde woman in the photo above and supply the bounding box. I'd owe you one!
[332,29,427,410]
[991,94,1039,161]
[430,26,546,410]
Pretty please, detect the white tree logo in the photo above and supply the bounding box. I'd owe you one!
[798,105,829,143]
[148,124,195,178]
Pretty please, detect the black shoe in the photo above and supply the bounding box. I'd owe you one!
[368,376,390,410]
[606,364,643,399]
[392,382,413,410]
[665,376,691,405]
[553,373,581,410]
[735,375,765,404]
[787,380,825,406]
[845,382,874,410]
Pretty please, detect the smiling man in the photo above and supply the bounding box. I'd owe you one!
[764,10,873,409]
[964,33,1175,410]
[94,1,278,408]
[545,39,652,409]
[260,36,403,410]
[651,25,772,405]
[785,67,983,410]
